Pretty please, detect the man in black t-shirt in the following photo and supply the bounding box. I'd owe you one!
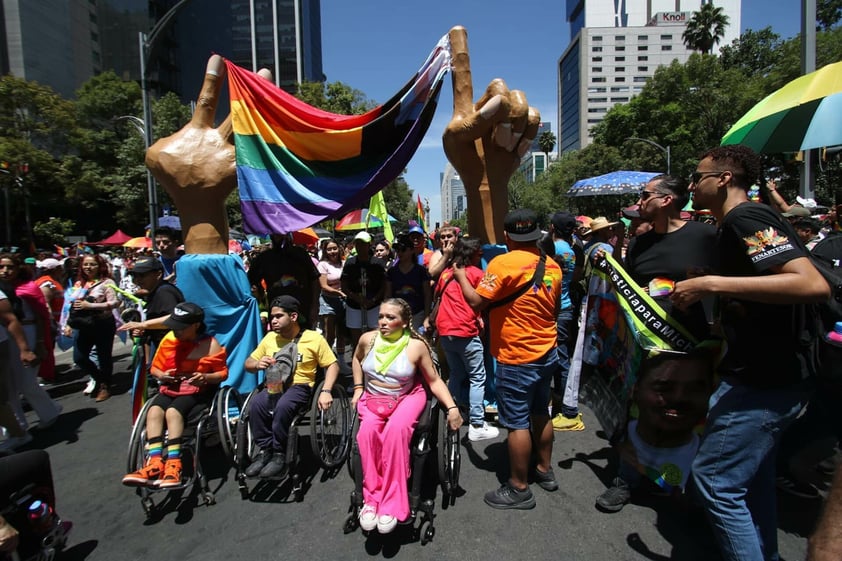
[340,231,386,351]
[119,256,184,347]
[247,234,320,328]
[672,145,828,561]
[625,174,717,340]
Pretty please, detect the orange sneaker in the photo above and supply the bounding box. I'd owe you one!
[157,459,183,488]
[122,457,164,487]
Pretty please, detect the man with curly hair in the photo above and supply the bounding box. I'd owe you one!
[672,145,829,561]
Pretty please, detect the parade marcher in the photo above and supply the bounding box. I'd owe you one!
[426,224,460,280]
[547,212,586,432]
[243,296,340,479]
[117,257,185,348]
[316,239,346,356]
[625,174,717,341]
[427,237,498,441]
[0,283,34,451]
[672,145,829,561]
[122,303,228,487]
[34,258,65,383]
[340,232,387,352]
[384,234,431,331]
[154,227,182,283]
[352,298,462,533]
[454,209,562,509]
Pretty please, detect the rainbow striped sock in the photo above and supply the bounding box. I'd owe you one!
[146,439,163,462]
[166,439,182,461]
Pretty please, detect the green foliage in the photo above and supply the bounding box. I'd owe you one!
[295,80,376,115]
[382,175,414,226]
[719,28,784,76]
[682,3,730,54]
[33,217,75,246]
[537,130,557,160]
[818,0,842,30]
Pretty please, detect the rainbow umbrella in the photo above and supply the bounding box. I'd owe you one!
[123,236,152,248]
[721,60,842,153]
[335,209,398,231]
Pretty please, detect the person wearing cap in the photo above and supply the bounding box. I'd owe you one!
[546,212,586,432]
[621,205,653,238]
[242,295,340,479]
[407,224,433,268]
[624,174,717,341]
[384,234,431,331]
[341,232,387,352]
[673,145,829,561]
[453,208,562,509]
[118,257,184,349]
[122,303,228,488]
[247,234,320,328]
[793,218,823,250]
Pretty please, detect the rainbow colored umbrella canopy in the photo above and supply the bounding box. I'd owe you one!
[335,209,398,231]
[721,60,842,153]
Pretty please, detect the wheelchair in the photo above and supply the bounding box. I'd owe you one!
[125,385,242,518]
[234,378,354,501]
[342,386,462,545]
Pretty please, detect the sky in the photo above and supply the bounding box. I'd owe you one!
[319,0,803,226]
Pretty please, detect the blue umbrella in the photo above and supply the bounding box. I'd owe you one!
[567,171,662,197]
[145,215,182,230]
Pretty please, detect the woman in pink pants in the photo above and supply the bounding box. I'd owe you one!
[350,298,462,534]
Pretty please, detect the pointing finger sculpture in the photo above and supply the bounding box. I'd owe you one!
[443,26,542,245]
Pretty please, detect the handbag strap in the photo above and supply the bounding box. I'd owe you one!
[487,252,547,310]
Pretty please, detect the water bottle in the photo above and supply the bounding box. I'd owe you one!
[27,500,55,535]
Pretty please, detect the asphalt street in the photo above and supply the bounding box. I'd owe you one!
[18,339,817,561]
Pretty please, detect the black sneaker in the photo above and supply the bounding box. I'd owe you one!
[595,477,631,512]
[258,453,287,479]
[533,467,559,492]
[244,449,270,478]
[776,474,820,499]
[484,482,536,510]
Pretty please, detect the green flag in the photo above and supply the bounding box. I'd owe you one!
[367,190,394,241]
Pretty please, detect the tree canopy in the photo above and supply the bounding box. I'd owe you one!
[682,3,730,54]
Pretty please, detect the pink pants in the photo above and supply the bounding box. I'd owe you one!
[356,383,427,521]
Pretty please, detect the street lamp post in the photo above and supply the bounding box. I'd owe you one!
[138,0,198,241]
[0,162,30,248]
[625,137,671,176]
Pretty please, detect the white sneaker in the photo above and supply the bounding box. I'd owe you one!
[359,504,377,532]
[468,422,499,442]
[82,378,96,395]
[376,514,397,534]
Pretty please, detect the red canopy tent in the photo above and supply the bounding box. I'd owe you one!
[93,229,133,245]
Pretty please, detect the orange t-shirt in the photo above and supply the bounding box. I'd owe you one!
[475,249,561,365]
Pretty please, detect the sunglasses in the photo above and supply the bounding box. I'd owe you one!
[688,171,723,184]
[639,190,668,201]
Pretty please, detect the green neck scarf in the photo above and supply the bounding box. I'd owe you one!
[373,330,411,374]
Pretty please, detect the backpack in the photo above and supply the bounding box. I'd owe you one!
[810,232,842,330]
[264,332,303,394]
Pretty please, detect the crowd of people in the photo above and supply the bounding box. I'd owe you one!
[2,145,842,558]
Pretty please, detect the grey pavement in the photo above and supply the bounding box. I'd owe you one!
[17,339,817,560]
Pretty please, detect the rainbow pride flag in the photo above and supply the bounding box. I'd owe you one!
[227,35,451,234]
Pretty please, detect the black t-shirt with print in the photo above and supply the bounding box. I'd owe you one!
[146,281,184,346]
[625,220,718,340]
[717,202,813,387]
[340,255,387,310]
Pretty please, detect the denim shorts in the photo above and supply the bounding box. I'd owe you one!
[495,350,557,430]
[319,294,344,317]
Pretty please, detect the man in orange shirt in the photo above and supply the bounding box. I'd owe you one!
[453,209,562,509]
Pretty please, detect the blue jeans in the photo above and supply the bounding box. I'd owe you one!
[691,377,810,561]
[441,335,487,426]
[553,307,577,417]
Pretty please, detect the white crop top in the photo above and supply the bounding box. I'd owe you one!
[362,349,417,397]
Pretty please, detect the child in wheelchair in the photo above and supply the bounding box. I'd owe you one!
[351,298,462,534]
[243,295,340,479]
[122,302,228,488]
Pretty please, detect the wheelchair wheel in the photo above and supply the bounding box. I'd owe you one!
[235,389,259,472]
[436,405,461,498]
[310,381,353,469]
[215,386,243,463]
[126,398,157,473]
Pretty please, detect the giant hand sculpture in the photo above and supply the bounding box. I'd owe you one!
[442,26,541,245]
[145,55,271,254]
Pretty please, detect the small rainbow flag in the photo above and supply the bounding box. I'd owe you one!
[227,34,451,234]
[54,245,67,257]
[416,194,427,233]
[647,278,676,297]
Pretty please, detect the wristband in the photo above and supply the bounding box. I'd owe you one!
[320,389,332,394]
[447,405,458,412]
[353,383,364,388]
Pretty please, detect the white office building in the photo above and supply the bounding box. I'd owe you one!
[558,0,741,153]
[440,163,466,223]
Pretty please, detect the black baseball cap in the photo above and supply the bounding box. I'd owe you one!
[504,209,542,242]
[550,211,578,236]
[164,302,204,330]
[131,257,164,275]
[271,295,300,313]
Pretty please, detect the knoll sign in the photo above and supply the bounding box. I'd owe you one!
[650,11,691,25]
